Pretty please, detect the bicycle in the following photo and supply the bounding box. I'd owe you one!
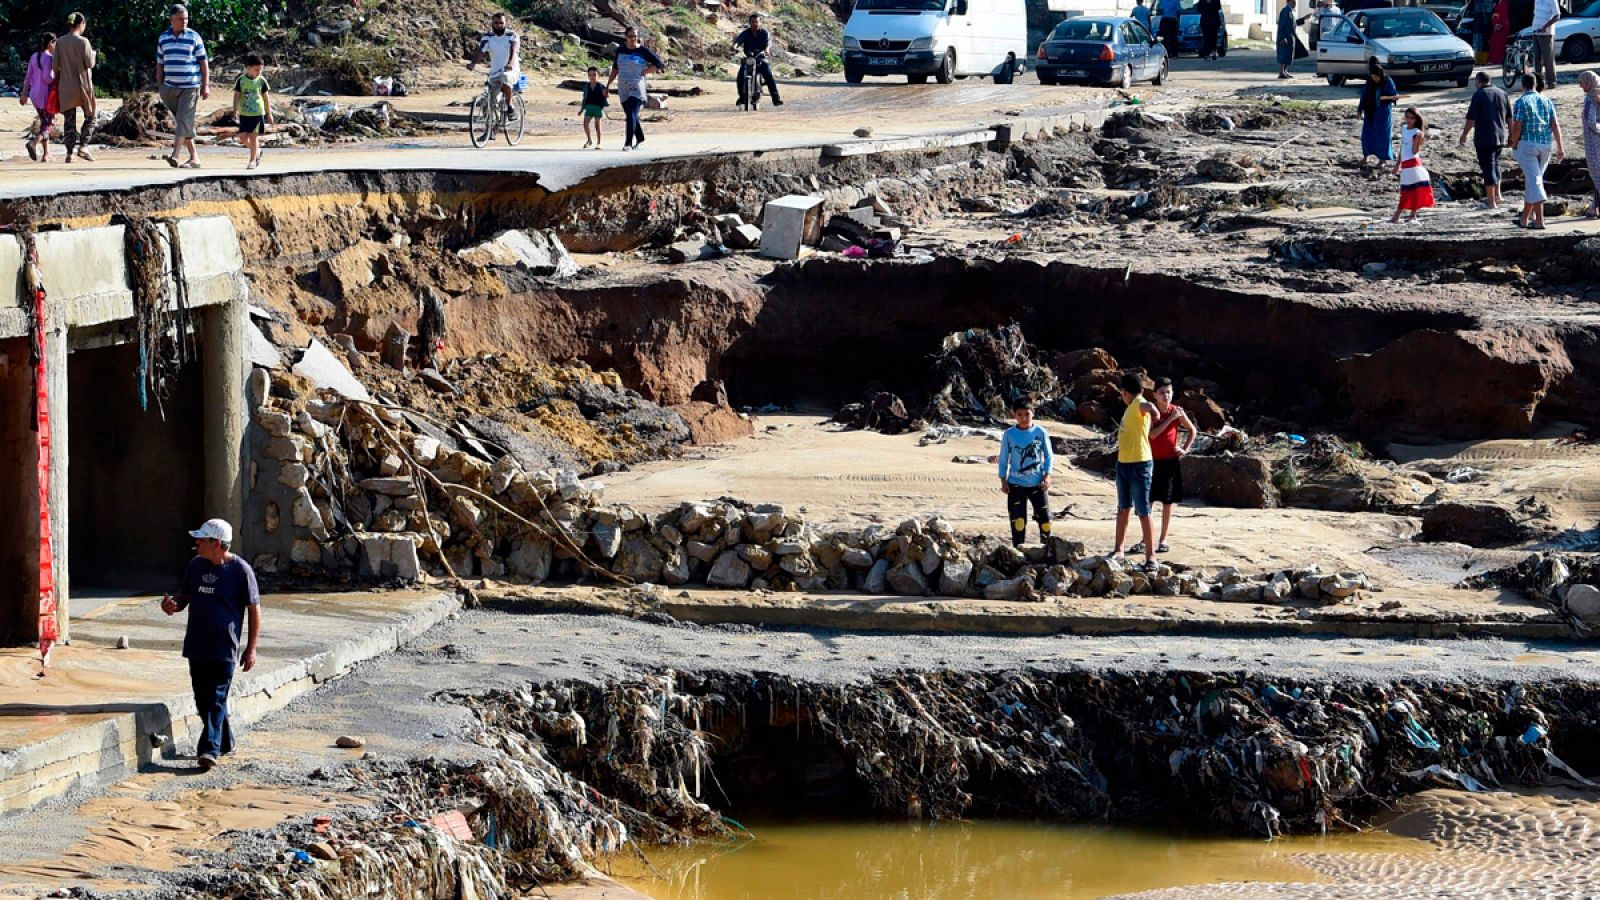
[1502,34,1533,88]
[737,53,765,112]
[469,72,527,147]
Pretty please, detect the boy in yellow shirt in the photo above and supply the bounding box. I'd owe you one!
[1111,372,1159,569]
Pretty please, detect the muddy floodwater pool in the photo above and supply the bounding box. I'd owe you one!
[607,819,1429,899]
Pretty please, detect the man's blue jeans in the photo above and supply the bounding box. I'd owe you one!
[189,659,236,759]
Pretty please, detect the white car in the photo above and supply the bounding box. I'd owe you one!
[1316,7,1475,86]
[1522,0,1600,63]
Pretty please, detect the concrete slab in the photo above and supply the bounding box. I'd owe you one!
[482,584,1572,642]
[0,588,458,817]
[821,128,998,159]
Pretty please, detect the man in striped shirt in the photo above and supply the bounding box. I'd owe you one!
[156,4,210,168]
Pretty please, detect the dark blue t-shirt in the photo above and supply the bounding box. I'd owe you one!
[177,555,260,662]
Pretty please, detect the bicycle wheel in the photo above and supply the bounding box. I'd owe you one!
[468,93,494,147]
[1501,50,1518,88]
[504,93,527,145]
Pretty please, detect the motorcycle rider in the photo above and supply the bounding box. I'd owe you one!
[733,13,782,107]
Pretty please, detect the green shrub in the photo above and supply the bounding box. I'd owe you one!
[816,47,842,73]
[304,37,400,93]
[1271,461,1299,498]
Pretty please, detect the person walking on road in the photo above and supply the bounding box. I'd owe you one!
[232,53,272,170]
[156,4,209,169]
[1110,372,1159,571]
[52,12,96,163]
[998,400,1054,551]
[1531,0,1560,88]
[1579,70,1600,217]
[1461,71,1511,208]
[1277,0,1298,78]
[160,519,261,771]
[1511,72,1563,228]
[1197,0,1223,60]
[1358,59,1399,165]
[607,26,665,151]
[20,33,57,163]
[1391,107,1436,222]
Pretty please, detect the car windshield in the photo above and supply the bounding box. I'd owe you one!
[1362,9,1450,36]
[854,0,946,9]
[1574,0,1600,17]
[1051,19,1119,39]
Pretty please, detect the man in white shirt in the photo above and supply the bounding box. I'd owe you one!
[1532,0,1560,88]
[469,12,520,117]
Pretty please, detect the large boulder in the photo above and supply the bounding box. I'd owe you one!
[1183,453,1277,508]
[707,551,752,588]
[614,536,666,582]
[1420,501,1554,548]
[887,561,930,596]
[1340,327,1570,440]
[507,536,553,583]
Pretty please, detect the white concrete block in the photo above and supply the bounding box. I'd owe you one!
[759,195,824,261]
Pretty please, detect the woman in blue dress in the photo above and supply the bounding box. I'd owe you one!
[1358,58,1399,164]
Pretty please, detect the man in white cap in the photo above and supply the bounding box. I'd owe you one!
[161,518,260,770]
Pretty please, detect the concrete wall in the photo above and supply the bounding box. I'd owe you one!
[0,217,248,644]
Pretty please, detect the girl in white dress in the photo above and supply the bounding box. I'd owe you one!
[1391,107,1436,223]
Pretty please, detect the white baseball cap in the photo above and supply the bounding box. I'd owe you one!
[188,518,233,543]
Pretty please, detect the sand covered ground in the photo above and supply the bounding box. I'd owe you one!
[1113,788,1600,899]
[602,414,1587,620]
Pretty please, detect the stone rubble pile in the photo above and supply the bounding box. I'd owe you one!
[1462,552,1600,628]
[251,381,1375,605]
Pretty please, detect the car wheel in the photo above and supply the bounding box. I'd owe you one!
[1566,34,1594,63]
[935,49,956,84]
[1120,64,1133,90]
[908,74,928,84]
[1153,56,1168,85]
[845,67,864,84]
[1326,73,1346,87]
[1456,76,1470,87]
[1038,72,1058,86]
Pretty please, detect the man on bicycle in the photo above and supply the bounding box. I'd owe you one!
[733,13,782,107]
[469,12,520,119]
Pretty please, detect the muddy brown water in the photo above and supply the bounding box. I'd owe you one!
[604,819,1426,899]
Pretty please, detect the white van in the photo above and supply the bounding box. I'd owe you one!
[842,0,1029,84]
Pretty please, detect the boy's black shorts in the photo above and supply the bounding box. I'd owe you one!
[1151,457,1184,505]
[238,115,266,135]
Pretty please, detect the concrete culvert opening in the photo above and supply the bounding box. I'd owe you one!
[0,337,38,640]
[68,341,206,589]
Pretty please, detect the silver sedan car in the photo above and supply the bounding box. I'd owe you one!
[1316,7,1475,86]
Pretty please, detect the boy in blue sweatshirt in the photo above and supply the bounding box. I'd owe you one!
[998,400,1054,550]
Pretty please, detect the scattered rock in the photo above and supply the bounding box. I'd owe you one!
[335,735,366,749]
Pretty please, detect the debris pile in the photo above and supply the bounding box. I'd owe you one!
[503,669,1600,839]
[1462,552,1600,628]
[837,325,1073,433]
[924,324,1070,424]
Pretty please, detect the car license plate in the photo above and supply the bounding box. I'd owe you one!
[1060,68,1087,77]
[869,57,896,66]
[1419,62,1449,72]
